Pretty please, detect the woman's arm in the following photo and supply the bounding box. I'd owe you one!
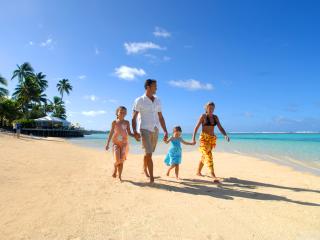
[126,120,135,138]
[192,115,204,143]
[105,121,116,150]
[216,116,230,142]
[180,138,196,145]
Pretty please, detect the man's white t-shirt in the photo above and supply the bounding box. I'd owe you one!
[133,94,162,132]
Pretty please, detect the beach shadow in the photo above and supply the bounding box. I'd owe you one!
[223,177,320,194]
[123,177,320,207]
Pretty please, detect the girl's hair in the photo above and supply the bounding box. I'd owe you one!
[115,106,127,118]
[204,101,215,113]
[173,126,182,132]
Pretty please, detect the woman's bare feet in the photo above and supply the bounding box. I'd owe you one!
[213,178,221,184]
[196,172,204,177]
[112,172,117,178]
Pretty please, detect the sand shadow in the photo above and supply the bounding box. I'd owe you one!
[123,177,320,206]
[223,177,320,194]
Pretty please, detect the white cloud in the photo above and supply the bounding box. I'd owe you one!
[84,95,98,101]
[78,75,86,80]
[114,65,146,80]
[153,27,171,38]
[65,100,71,105]
[81,110,106,117]
[40,38,53,48]
[108,99,118,103]
[168,79,213,91]
[29,41,34,46]
[124,42,165,54]
[95,47,100,55]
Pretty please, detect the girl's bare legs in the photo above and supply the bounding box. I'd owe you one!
[196,160,204,176]
[112,163,117,178]
[113,145,120,178]
[174,165,180,180]
[118,163,123,181]
[166,165,175,176]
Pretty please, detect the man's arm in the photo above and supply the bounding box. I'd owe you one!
[158,112,168,141]
[132,110,141,141]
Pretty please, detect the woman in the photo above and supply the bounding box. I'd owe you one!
[192,102,230,183]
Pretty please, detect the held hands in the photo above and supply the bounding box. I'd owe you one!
[163,131,169,142]
[192,140,196,145]
[134,132,141,141]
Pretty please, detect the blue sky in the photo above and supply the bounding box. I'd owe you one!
[1,0,320,132]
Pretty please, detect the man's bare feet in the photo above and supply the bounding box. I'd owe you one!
[149,176,154,183]
[196,172,204,177]
[144,168,150,178]
[112,172,117,178]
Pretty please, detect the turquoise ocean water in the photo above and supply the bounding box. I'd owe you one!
[68,133,320,175]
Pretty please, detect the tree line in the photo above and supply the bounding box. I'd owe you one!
[0,62,72,127]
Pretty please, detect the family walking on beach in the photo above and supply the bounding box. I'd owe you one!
[105,79,230,183]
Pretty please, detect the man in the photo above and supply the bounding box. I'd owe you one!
[132,79,168,183]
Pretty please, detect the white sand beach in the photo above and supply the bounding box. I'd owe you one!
[0,133,320,240]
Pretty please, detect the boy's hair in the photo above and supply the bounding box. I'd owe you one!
[173,126,182,132]
[204,101,215,112]
[115,106,127,118]
[144,79,157,89]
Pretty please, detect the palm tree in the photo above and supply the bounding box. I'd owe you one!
[0,75,9,98]
[57,79,72,99]
[51,96,66,119]
[34,72,48,92]
[12,76,43,117]
[11,62,34,83]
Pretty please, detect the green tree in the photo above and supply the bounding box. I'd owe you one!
[57,79,72,99]
[34,72,48,92]
[12,75,46,117]
[51,96,66,119]
[0,75,9,98]
[11,62,34,83]
[0,98,22,126]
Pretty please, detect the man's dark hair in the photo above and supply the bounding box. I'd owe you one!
[144,79,157,89]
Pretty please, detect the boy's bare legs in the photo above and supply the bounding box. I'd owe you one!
[145,153,154,183]
[118,163,123,181]
[166,165,175,176]
[196,161,204,176]
[143,156,150,178]
[174,165,180,180]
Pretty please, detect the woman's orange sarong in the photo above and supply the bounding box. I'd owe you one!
[199,132,217,171]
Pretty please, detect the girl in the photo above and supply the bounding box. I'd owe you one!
[164,126,195,180]
[192,102,230,183]
[105,106,134,181]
